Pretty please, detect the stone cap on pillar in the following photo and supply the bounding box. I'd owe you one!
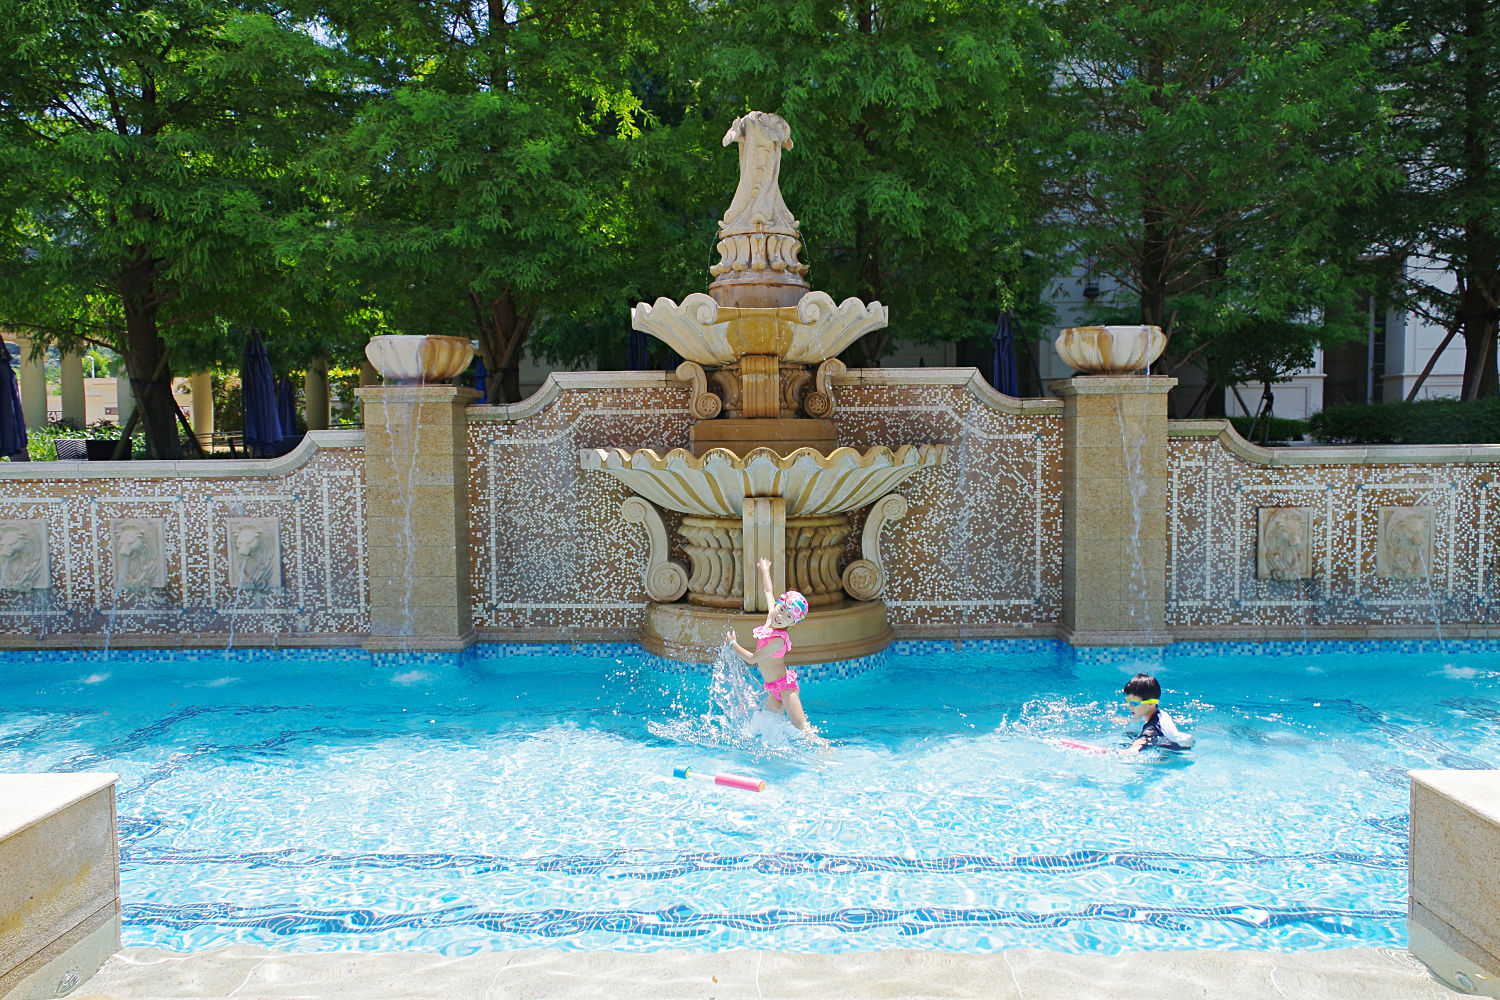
[354,385,482,405]
[1048,376,1178,396]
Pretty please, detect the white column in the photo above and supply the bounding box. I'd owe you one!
[60,351,85,428]
[304,359,329,431]
[189,371,213,445]
[115,373,134,427]
[17,336,47,430]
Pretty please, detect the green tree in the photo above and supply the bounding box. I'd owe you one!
[315,1,682,402]
[1041,0,1391,378]
[662,0,1055,365]
[0,0,345,457]
[1367,0,1500,398]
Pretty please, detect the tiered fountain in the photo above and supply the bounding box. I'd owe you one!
[582,112,949,664]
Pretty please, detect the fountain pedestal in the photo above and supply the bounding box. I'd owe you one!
[644,599,894,666]
[1053,375,1176,646]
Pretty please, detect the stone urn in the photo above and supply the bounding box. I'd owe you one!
[364,335,474,384]
[1054,325,1166,374]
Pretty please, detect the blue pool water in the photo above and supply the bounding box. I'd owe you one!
[2,640,1498,955]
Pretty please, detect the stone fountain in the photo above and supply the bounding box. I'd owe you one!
[581,112,949,664]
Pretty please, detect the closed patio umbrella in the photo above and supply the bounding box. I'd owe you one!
[241,327,282,457]
[0,339,27,460]
[473,356,487,403]
[626,329,650,371]
[992,312,1020,397]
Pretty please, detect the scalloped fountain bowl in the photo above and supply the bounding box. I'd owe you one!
[1054,325,1166,374]
[364,335,474,385]
[580,444,949,517]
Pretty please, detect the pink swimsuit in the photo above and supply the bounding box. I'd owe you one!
[752,625,799,699]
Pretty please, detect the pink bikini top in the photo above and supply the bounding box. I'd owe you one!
[752,625,790,656]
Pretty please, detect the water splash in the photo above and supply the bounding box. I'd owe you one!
[646,643,802,757]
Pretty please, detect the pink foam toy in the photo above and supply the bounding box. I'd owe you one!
[1057,737,1111,755]
[672,766,766,792]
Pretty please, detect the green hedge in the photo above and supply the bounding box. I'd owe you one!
[1228,416,1310,443]
[1308,397,1500,444]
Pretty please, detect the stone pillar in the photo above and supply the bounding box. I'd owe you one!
[189,372,214,446]
[741,497,785,612]
[355,385,478,650]
[17,337,47,429]
[59,351,85,428]
[304,359,329,431]
[1053,376,1176,645]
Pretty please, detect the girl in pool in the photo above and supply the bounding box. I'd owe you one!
[726,558,824,740]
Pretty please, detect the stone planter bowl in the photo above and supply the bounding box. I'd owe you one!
[364,335,474,384]
[1054,325,1166,374]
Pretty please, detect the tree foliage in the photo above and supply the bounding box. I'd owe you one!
[673,0,1055,365]
[1041,0,1392,380]
[0,0,349,456]
[310,1,685,402]
[1364,0,1500,398]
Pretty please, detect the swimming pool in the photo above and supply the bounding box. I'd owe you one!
[2,640,1496,955]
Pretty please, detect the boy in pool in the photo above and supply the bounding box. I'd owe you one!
[1117,673,1194,752]
[726,558,824,740]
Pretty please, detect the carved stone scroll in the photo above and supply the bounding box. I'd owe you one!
[802,358,847,418]
[1377,506,1435,579]
[0,519,49,591]
[112,518,166,592]
[226,517,282,591]
[675,360,723,420]
[620,497,688,603]
[842,493,910,601]
[1256,507,1312,581]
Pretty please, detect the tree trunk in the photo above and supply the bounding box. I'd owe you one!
[118,249,182,459]
[1459,281,1499,399]
[1457,0,1500,398]
[473,289,533,404]
[1139,54,1170,331]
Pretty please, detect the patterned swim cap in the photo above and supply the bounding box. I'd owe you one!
[778,590,809,624]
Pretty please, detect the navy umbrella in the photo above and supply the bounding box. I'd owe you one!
[0,339,27,459]
[992,312,1020,397]
[241,327,282,457]
[473,355,487,403]
[626,329,650,371]
[275,375,298,437]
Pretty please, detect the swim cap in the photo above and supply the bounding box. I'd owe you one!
[778,590,809,624]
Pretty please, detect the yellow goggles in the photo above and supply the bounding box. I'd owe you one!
[1125,696,1159,706]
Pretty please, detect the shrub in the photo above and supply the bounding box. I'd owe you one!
[1308,397,1500,444]
[1228,416,1310,444]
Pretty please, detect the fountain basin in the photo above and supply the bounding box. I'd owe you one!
[1054,325,1166,374]
[364,335,474,384]
[580,444,948,518]
[631,291,888,367]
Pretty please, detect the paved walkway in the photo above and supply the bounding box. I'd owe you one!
[76,946,1462,999]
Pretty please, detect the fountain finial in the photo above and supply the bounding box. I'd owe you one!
[708,111,810,307]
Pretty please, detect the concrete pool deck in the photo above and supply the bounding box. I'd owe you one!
[72,946,1463,999]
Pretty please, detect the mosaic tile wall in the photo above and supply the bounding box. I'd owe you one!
[467,384,695,634]
[0,439,368,643]
[1167,432,1500,632]
[466,376,1064,635]
[833,382,1063,631]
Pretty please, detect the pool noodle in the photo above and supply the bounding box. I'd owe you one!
[1057,737,1111,755]
[672,766,766,792]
